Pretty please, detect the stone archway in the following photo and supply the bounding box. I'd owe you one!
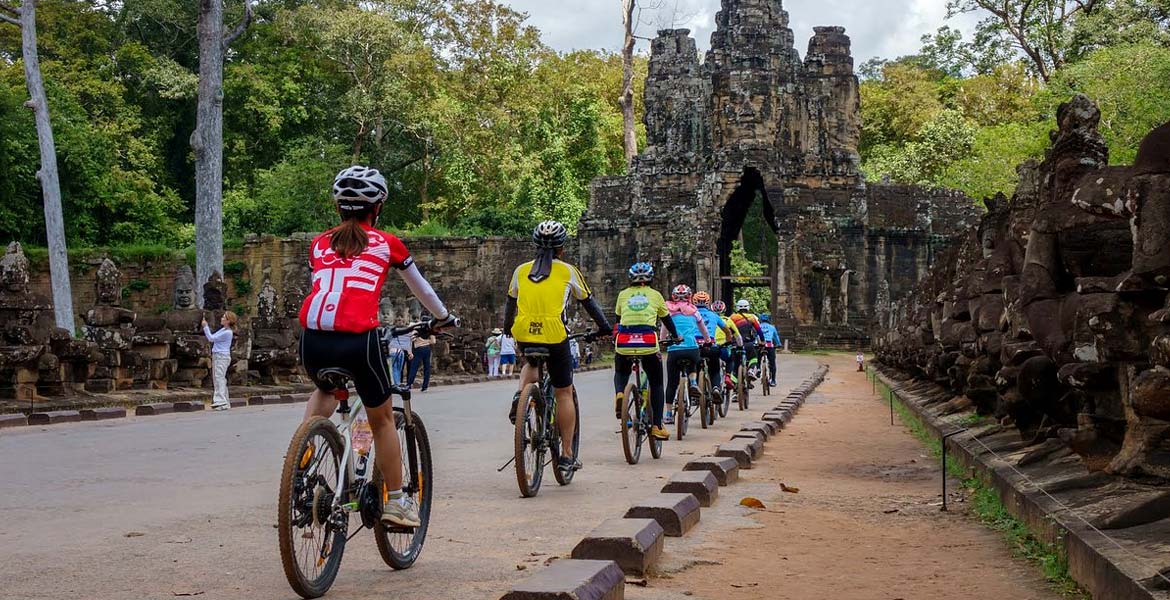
[715,167,779,312]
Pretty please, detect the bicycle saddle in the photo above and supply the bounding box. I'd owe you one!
[316,368,355,389]
[523,348,550,358]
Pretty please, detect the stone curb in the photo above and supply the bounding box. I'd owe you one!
[0,413,28,428]
[570,518,664,577]
[740,420,777,437]
[80,407,126,421]
[248,394,295,406]
[28,410,83,425]
[731,430,766,445]
[173,401,205,412]
[661,471,719,507]
[715,439,755,469]
[873,367,1164,600]
[135,403,174,416]
[624,493,701,537]
[500,558,624,600]
[683,456,740,486]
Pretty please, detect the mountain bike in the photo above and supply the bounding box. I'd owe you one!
[619,354,662,464]
[736,347,750,411]
[719,345,734,419]
[671,354,703,441]
[696,349,716,429]
[513,333,586,498]
[760,344,772,397]
[277,322,435,599]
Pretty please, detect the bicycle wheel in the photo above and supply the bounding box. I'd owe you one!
[697,369,710,429]
[553,389,581,485]
[762,359,771,397]
[675,375,687,440]
[737,363,749,410]
[620,382,641,464]
[514,383,545,498]
[647,391,663,459]
[719,377,731,418]
[278,416,348,599]
[374,409,434,570]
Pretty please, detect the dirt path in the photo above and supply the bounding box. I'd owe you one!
[654,353,1062,600]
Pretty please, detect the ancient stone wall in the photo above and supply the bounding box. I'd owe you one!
[874,97,1170,482]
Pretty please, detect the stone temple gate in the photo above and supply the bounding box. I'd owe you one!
[576,0,982,348]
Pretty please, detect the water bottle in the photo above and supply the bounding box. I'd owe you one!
[352,417,373,477]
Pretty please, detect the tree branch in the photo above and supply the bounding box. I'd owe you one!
[0,13,17,26]
[0,2,19,16]
[222,0,253,48]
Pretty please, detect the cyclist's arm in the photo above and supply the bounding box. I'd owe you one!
[660,314,680,338]
[579,295,612,333]
[397,263,449,320]
[694,314,711,341]
[504,296,518,335]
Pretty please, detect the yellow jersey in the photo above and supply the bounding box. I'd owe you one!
[508,259,592,344]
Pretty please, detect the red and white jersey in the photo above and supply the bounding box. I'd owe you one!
[298,225,412,333]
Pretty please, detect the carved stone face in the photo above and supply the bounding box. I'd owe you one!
[0,241,29,294]
[95,259,122,305]
[174,265,196,310]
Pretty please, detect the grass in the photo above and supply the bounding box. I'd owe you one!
[870,370,1087,598]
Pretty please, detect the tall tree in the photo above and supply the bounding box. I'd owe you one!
[620,0,637,167]
[192,0,252,305]
[1,0,74,331]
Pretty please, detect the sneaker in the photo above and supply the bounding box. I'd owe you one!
[663,411,675,425]
[614,391,625,420]
[211,403,229,411]
[688,384,702,406]
[650,426,670,440]
[381,494,421,528]
[508,391,521,425]
[769,380,776,387]
[557,455,582,474]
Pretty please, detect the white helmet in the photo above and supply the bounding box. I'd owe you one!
[532,220,568,248]
[333,165,388,210]
[735,299,751,311]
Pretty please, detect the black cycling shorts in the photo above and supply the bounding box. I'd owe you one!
[517,340,574,389]
[300,328,393,409]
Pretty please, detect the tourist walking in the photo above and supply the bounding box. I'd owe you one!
[856,351,865,372]
[409,329,436,391]
[202,312,238,411]
[500,333,517,375]
[569,335,581,371]
[485,328,503,377]
[382,316,415,385]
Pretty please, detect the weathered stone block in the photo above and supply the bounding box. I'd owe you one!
[173,401,205,412]
[624,493,701,537]
[570,518,664,576]
[683,456,740,486]
[0,413,27,428]
[732,431,765,445]
[136,402,174,416]
[80,407,126,421]
[661,470,719,507]
[249,394,294,406]
[716,440,754,468]
[27,410,82,425]
[741,420,776,436]
[500,559,624,600]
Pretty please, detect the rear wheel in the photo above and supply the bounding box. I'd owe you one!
[374,409,433,570]
[553,389,581,485]
[737,363,749,411]
[762,358,771,397]
[675,375,688,441]
[697,369,710,429]
[647,392,663,459]
[620,382,641,465]
[719,372,731,418]
[278,417,347,599]
[514,383,545,498]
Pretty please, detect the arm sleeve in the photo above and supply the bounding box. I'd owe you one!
[397,263,449,319]
[579,295,611,332]
[504,296,518,335]
[661,314,680,338]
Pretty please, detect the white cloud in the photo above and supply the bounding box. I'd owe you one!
[503,0,980,63]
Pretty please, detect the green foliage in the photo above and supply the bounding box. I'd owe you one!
[223,260,247,276]
[728,241,771,312]
[127,279,151,292]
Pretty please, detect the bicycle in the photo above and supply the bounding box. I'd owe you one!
[760,345,772,397]
[619,354,663,464]
[736,347,750,411]
[696,348,717,429]
[718,345,734,419]
[513,333,586,497]
[277,322,435,599]
[671,353,704,441]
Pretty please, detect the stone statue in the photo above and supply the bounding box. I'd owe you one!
[203,271,227,311]
[174,265,196,311]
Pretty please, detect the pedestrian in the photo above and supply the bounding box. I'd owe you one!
[409,329,436,391]
[585,344,594,365]
[383,316,415,386]
[569,335,581,371]
[856,351,865,372]
[499,333,517,376]
[202,311,238,411]
[485,327,503,377]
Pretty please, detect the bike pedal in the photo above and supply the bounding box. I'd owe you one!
[385,524,417,533]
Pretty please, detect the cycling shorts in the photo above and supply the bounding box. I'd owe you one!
[517,340,574,389]
[300,328,393,409]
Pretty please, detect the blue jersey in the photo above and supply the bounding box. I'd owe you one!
[696,307,725,343]
[760,322,781,346]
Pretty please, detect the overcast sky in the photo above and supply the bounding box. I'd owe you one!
[501,0,983,64]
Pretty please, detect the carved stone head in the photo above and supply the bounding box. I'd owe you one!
[0,241,30,294]
[203,271,227,311]
[95,258,122,306]
[174,265,196,310]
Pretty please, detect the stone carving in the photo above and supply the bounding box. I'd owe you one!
[83,259,138,392]
[249,279,298,384]
[877,99,1170,481]
[173,265,196,310]
[203,271,227,311]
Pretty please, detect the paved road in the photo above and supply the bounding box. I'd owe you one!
[0,356,819,599]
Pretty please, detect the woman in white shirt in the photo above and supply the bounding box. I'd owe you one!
[202,311,238,411]
[499,334,517,376]
[382,316,415,386]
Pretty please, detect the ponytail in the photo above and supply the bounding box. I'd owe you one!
[330,212,372,259]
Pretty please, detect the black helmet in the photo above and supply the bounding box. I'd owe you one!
[532,220,568,248]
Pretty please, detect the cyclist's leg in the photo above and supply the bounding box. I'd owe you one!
[614,354,633,394]
[367,401,403,489]
[645,353,665,426]
[664,351,682,421]
[767,347,777,382]
[303,389,340,421]
[554,385,575,457]
[703,346,721,390]
[299,328,343,421]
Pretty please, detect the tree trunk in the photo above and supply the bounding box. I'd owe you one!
[19,0,75,332]
[192,0,227,306]
[620,0,637,168]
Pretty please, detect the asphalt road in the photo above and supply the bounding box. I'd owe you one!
[0,356,819,600]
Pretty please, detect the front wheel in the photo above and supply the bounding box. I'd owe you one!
[697,369,710,429]
[675,376,688,441]
[762,358,772,396]
[278,417,348,599]
[374,409,434,570]
[737,363,749,411]
[514,383,545,498]
[553,389,581,486]
[620,382,641,465]
[719,378,731,418]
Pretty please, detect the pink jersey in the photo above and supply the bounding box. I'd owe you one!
[298,225,412,333]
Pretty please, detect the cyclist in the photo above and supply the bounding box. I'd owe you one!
[759,313,782,387]
[298,165,458,529]
[505,220,612,476]
[613,262,680,441]
[729,299,764,388]
[692,291,740,398]
[711,299,736,387]
[663,285,712,425]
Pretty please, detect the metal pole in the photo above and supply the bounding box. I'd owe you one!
[940,428,969,511]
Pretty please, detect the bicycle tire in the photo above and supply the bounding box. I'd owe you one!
[553,389,581,485]
[719,381,731,418]
[374,409,434,570]
[648,391,663,459]
[675,374,687,440]
[278,416,347,599]
[697,369,709,429]
[762,358,771,397]
[737,363,748,410]
[620,382,641,465]
[514,383,545,498]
